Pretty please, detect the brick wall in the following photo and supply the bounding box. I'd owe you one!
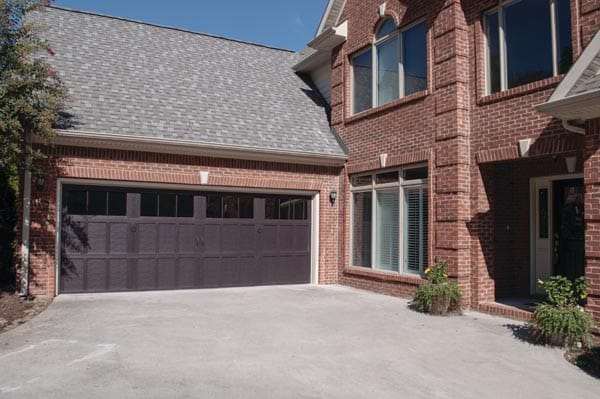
[23,145,343,296]
[331,0,600,324]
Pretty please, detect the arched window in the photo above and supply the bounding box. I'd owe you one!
[351,18,428,114]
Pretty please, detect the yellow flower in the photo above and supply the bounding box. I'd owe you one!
[581,294,587,299]
[425,268,431,274]
[537,279,544,286]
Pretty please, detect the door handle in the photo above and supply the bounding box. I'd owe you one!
[130,226,137,233]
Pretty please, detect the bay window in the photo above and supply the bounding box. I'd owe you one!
[484,0,572,94]
[350,167,429,275]
[351,18,428,114]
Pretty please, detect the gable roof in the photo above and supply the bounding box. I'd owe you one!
[32,7,347,165]
[535,29,600,121]
[316,0,346,36]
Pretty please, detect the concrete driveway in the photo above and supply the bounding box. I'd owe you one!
[0,285,598,398]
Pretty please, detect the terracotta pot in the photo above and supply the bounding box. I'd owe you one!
[428,295,451,315]
[545,332,565,347]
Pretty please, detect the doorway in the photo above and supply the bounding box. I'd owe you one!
[531,175,584,294]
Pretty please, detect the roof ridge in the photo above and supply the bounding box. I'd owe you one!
[46,5,296,54]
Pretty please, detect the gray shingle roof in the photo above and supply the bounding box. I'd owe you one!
[32,7,346,159]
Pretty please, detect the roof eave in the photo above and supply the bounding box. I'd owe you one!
[293,21,347,72]
[36,130,348,167]
[535,89,600,120]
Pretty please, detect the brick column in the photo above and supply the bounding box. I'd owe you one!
[584,118,600,329]
[432,2,472,304]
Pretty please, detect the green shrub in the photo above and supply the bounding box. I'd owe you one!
[413,260,462,315]
[534,276,594,349]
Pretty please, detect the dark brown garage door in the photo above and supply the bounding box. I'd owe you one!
[60,185,311,293]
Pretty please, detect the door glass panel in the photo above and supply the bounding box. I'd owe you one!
[375,189,399,272]
[279,198,292,220]
[177,194,194,218]
[293,199,307,220]
[265,197,278,219]
[206,195,222,218]
[87,191,107,215]
[140,193,158,217]
[239,196,254,219]
[222,196,238,218]
[66,190,86,215]
[108,192,126,216]
[538,188,548,239]
[158,194,176,217]
[352,192,372,268]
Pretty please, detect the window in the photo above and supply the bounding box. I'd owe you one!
[141,192,194,217]
[265,196,310,220]
[206,194,254,219]
[485,0,572,94]
[350,167,429,275]
[64,188,127,216]
[351,18,428,114]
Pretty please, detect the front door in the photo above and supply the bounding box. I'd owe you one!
[531,176,585,294]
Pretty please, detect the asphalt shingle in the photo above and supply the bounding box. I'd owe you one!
[31,7,346,158]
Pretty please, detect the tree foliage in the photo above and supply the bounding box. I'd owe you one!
[0,0,67,172]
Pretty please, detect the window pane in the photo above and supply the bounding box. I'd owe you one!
[158,194,176,217]
[375,189,399,272]
[177,194,194,218]
[485,12,501,93]
[87,191,107,215]
[376,171,399,185]
[504,0,553,89]
[140,193,158,217]
[66,190,86,215]
[351,175,372,187]
[279,198,292,220]
[377,35,399,105]
[404,167,428,181]
[265,197,278,219]
[403,21,427,95]
[293,199,307,220]
[108,192,126,216]
[404,187,428,273]
[352,49,373,114]
[206,195,222,218]
[222,196,238,218]
[557,0,573,74]
[376,18,396,39]
[352,192,372,268]
[239,196,254,219]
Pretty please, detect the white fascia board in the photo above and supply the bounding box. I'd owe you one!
[308,21,347,51]
[548,29,600,102]
[35,130,347,167]
[535,88,600,120]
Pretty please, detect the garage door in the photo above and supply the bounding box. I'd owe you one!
[60,185,312,293]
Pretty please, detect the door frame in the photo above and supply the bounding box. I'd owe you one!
[529,173,583,294]
[55,178,320,295]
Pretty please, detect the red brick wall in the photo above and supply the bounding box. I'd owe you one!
[23,145,343,296]
[332,0,600,324]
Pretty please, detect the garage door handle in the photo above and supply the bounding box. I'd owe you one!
[196,237,204,248]
[131,226,137,233]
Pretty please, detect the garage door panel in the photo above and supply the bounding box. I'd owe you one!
[177,258,197,289]
[261,225,278,252]
[157,258,177,289]
[219,257,241,287]
[108,259,129,291]
[61,258,85,293]
[86,258,107,291]
[221,225,240,252]
[239,258,262,285]
[158,224,178,254]
[137,259,157,289]
[87,223,107,254]
[177,225,197,254]
[294,225,310,251]
[278,225,294,251]
[138,224,157,254]
[201,258,221,288]
[203,224,221,253]
[237,225,256,251]
[108,223,129,254]
[62,220,88,255]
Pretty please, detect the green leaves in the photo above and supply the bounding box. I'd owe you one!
[0,0,67,172]
[538,275,589,307]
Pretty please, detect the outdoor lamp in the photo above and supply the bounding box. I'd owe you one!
[329,188,337,204]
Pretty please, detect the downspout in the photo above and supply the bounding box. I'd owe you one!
[562,119,586,134]
[19,134,32,297]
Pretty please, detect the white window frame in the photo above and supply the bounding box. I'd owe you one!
[351,18,427,115]
[349,165,429,275]
[484,0,567,94]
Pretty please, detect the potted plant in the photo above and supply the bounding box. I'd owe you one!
[534,276,594,349]
[413,260,462,315]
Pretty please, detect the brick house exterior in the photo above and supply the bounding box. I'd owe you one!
[18,2,600,328]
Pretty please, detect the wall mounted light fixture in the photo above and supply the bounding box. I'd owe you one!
[329,188,337,204]
[565,156,577,174]
[34,174,45,192]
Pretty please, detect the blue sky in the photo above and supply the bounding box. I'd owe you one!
[52,0,326,51]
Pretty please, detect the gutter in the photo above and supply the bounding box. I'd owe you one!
[20,135,32,297]
[36,129,348,167]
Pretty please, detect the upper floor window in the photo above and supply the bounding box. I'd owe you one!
[485,0,572,94]
[351,19,428,115]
